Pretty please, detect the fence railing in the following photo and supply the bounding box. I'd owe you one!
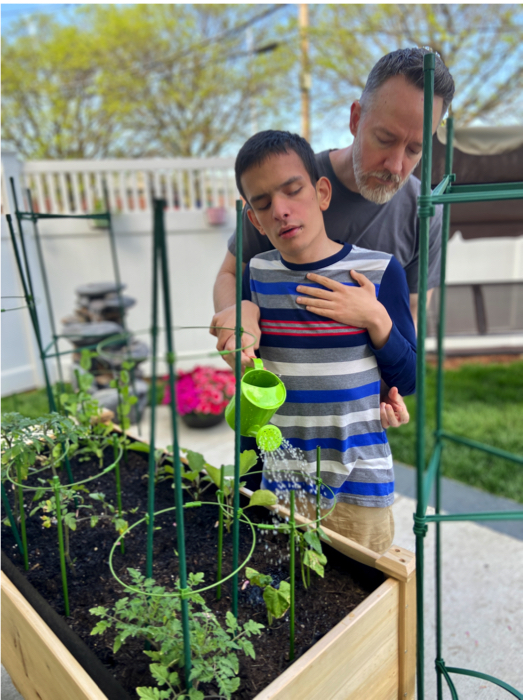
[21,157,239,215]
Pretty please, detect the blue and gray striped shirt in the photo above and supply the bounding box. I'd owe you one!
[243,243,416,508]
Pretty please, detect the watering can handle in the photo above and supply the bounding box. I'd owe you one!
[245,358,264,374]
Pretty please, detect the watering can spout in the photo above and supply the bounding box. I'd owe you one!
[225,358,286,452]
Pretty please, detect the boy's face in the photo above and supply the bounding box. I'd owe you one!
[241,151,332,265]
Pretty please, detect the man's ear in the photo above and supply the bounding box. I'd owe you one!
[349,100,361,138]
[246,206,266,236]
[316,176,332,212]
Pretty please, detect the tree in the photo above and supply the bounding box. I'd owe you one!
[311,4,523,127]
[1,4,296,159]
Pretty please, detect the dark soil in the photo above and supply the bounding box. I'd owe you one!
[1,445,382,699]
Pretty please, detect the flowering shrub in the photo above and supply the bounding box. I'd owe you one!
[163,366,236,416]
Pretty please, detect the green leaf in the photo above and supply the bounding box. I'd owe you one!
[239,449,258,476]
[128,442,150,453]
[303,549,327,577]
[185,450,205,473]
[248,489,278,508]
[303,529,323,553]
[90,515,99,528]
[136,688,161,700]
[113,635,122,653]
[245,567,272,588]
[263,581,291,620]
[188,689,204,700]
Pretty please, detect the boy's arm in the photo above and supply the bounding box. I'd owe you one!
[213,261,260,371]
[210,250,260,368]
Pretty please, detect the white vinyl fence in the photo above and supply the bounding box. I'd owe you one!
[2,150,523,396]
[1,151,239,396]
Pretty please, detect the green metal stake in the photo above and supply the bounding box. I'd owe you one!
[435,115,454,700]
[216,465,225,600]
[113,436,125,555]
[15,466,29,571]
[6,214,56,412]
[26,188,66,394]
[155,198,192,686]
[52,476,70,616]
[1,482,26,558]
[145,203,160,580]
[289,489,296,661]
[415,51,436,700]
[232,199,244,619]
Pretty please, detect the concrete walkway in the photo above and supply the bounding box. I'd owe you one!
[3,408,522,699]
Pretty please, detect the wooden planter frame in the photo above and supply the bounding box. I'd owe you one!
[2,449,416,700]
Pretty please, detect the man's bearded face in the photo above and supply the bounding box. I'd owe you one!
[352,128,413,205]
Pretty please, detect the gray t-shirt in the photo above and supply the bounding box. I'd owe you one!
[228,149,443,293]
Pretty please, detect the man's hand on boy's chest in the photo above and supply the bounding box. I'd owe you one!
[295,270,381,329]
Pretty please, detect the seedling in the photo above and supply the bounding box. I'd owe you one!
[245,568,291,626]
[90,568,264,700]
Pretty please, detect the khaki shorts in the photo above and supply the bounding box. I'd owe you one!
[296,499,395,555]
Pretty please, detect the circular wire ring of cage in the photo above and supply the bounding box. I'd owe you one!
[108,501,257,598]
[4,441,123,494]
[94,326,258,365]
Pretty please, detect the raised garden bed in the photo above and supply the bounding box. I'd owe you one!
[2,443,416,700]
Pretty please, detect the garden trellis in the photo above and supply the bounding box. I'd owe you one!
[4,186,335,695]
[415,53,523,700]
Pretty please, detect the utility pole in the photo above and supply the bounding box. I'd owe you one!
[299,4,311,141]
[246,28,258,133]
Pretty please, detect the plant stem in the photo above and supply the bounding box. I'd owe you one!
[53,476,70,616]
[15,464,29,570]
[2,481,25,560]
[216,465,225,600]
[64,522,76,574]
[113,437,125,554]
[289,489,295,661]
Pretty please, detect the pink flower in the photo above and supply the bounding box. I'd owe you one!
[162,366,235,415]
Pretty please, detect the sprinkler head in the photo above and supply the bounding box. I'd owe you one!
[256,424,283,452]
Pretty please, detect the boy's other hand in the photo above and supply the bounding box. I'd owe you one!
[210,301,261,370]
[380,387,410,428]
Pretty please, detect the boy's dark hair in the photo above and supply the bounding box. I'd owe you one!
[235,130,319,201]
[360,47,455,118]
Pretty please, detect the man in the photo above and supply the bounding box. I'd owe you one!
[211,47,455,427]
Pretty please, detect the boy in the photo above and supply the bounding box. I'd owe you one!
[236,130,416,554]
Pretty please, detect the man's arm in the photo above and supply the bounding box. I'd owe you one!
[210,251,261,369]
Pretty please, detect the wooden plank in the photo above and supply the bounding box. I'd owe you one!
[398,573,417,700]
[375,545,416,583]
[254,578,399,700]
[1,572,109,700]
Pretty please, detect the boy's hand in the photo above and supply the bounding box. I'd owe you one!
[210,301,260,370]
[380,387,410,428]
[296,270,392,349]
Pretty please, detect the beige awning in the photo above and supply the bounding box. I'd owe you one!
[436,124,523,156]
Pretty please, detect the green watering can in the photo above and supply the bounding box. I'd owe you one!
[225,358,286,452]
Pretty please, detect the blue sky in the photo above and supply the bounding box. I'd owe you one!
[1,3,76,34]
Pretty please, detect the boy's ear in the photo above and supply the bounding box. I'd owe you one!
[349,100,361,137]
[246,207,267,236]
[316,176,332,212]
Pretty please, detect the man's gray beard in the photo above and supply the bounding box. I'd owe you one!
[352,133,410,205]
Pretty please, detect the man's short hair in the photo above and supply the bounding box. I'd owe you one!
[235,130,319,201]
[360,47,455,118]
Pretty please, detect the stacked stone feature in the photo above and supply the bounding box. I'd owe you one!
[61,282,149,423]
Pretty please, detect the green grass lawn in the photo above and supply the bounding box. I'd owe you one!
[387,360,523,504]
[3,361,523,503]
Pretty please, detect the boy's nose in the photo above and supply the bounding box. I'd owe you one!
[272,195,291,220]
